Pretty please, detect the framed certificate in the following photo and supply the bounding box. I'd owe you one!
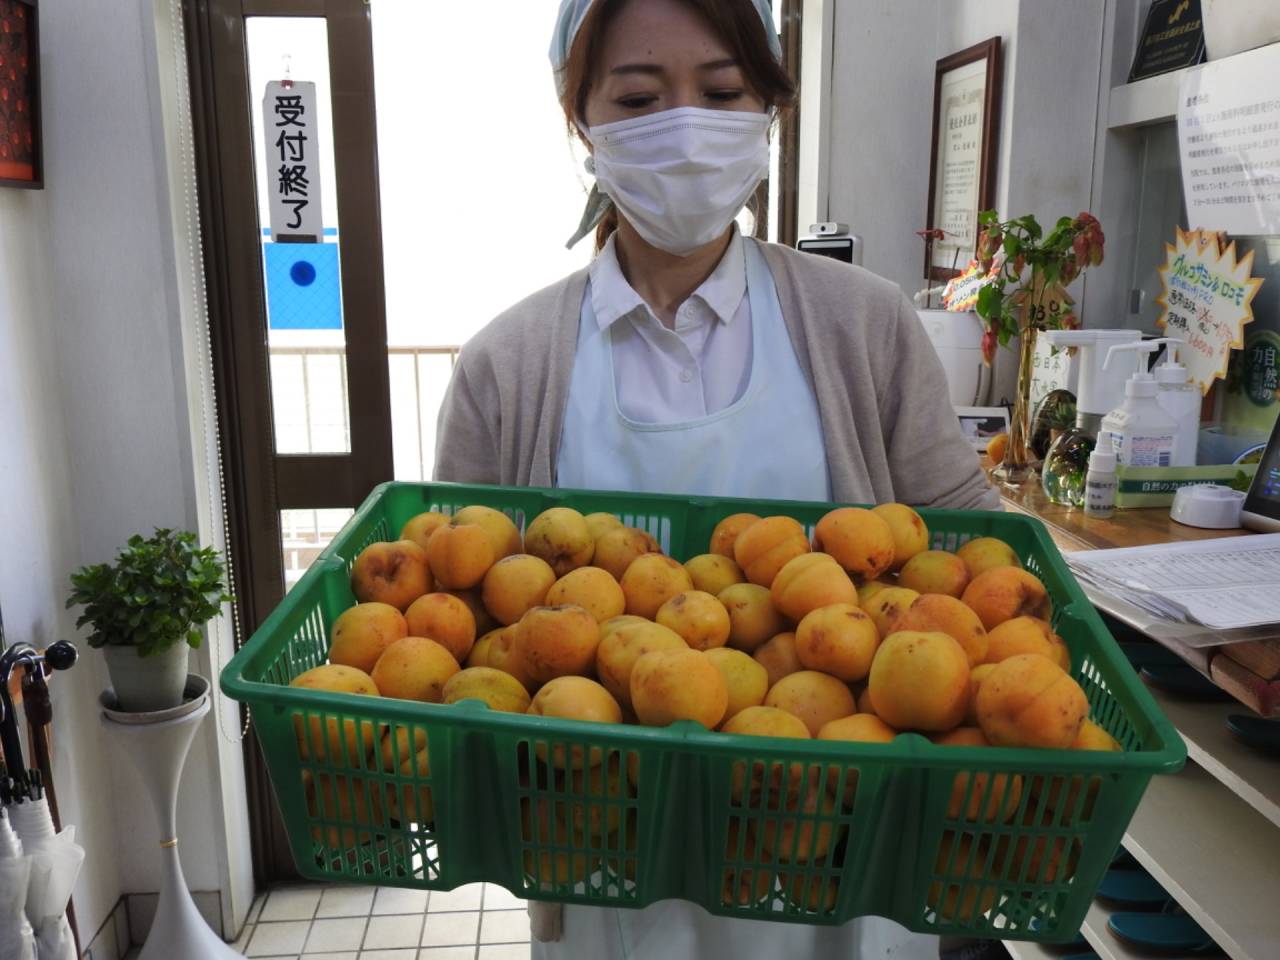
[925,37,1002,282]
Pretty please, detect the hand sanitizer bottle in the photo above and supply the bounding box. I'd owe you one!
[1085,446,1117,518]
[1099,341,1178,467]
[1153,339,1200,467]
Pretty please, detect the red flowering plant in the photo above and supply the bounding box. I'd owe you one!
[973,210,1106,365]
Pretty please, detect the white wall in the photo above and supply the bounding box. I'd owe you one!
[815,0,1103,303]
[0,0,252,945]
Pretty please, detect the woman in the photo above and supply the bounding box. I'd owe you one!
[435,0,999,955]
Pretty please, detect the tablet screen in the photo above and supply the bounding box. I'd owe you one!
[1243,415,1280,523]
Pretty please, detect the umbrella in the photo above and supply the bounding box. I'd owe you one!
[8,793,82,960]
[0,803,35,960]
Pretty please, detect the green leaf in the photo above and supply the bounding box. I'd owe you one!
[978,210,999,225]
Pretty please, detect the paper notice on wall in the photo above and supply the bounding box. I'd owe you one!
[1156,227,1261,395]
[1176,43,1280,237]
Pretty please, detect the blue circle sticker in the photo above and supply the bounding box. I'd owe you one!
[290,260,317,287]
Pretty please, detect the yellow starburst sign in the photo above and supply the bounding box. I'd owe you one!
[1156,227,1262,396]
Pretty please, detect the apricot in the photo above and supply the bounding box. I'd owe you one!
[468,626,503,668]
[528,676,623,769]
[759,779,840,864]
[405,592,476,662]
[956,536,1020,579]
[426,522,496,590]
[771,553,858,622]
[857,685,877,716]
[487,625,537,692]
[867,631,970,732]
[753,631,803,688]
[291,665,379,763]
[596,620,687,711]
[350,540,432,610]
[306,772,387,850]
[795,603,880,683]
[520,797,592,888]
[399,511,450,552]
[991,830,1080,886]
[1074,718,1121,752]
[975,654,1088,749]
[931,727,1023,823]
[514,604,599,683]
[857,580,894,606]
[371,636,460,703]
[656,590,731,651]
[375,727,433,823]
[631,648,729,730]
[547,566,626,623]
[620,554,693,620]
[328,602,408,674]
[598,614,649,640]
[734,515,810,587]
[710,512,761,558]
[705,647,770,722]
[721,705,811,803]
[817,713,896,808]
[445,586,498,637]
[442,665,532,713]
[721,819,772,906]
[928,832,999,923]
[898,550,969,598]
[718,582,787,653]
[524,507,594,577]
[813,507,894,582]
[481,554,556,626]
[871,503,930,572]
[961,567,1051,630]
[765,670,857,736]
[985,616,1070,670]
[593,526,661,581]
[685,553,746,596]
[584,511,623,541]
[890,594,988,666]
[780,869,840,913]
[567,753,630,841]
[453,504,523,559]
[966,663,997,725]
[862,586,921,638]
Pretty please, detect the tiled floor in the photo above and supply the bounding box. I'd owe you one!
[229,882,531,960]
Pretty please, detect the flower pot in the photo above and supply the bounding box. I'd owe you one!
[102,643,190,713]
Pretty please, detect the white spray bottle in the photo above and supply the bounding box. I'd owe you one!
[1099,341,1179,468]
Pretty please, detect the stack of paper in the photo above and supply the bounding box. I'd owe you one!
[1065,534,1280,631]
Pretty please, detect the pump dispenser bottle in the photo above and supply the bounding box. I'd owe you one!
[1152,339,1200,467]
[1099,340,1179,467]
[1039,329,1142,506]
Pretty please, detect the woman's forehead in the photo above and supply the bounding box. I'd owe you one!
[596,0,734,70]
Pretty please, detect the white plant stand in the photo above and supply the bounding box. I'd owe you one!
[100,676,244,960]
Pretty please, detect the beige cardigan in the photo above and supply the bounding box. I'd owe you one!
[434,241,999,511]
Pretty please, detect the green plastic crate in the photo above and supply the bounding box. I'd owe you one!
[220,482,1185,943]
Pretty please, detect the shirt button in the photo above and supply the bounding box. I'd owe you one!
[679,369,693,383]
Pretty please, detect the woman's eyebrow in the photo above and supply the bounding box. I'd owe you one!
[609,58,739,77]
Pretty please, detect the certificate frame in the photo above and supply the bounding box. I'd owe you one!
[0,0,41,189]
[956,405,1011,453]
[924,36,1001,282]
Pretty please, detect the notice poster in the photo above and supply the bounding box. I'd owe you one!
[1176,43,1280,237]
[931,60,986,273]
[1156,228,1262,395]
[263,80,323,241]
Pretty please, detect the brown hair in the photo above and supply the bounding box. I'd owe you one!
[557,0,796,251]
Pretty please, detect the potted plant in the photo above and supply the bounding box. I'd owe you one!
[973,210,1106,484]
[67,528,232,712]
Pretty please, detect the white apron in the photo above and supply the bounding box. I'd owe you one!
[556,237,831,500]
[546,238,937,959]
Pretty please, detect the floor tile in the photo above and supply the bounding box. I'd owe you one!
[248,893,268,923]
[363,913,426,950]
[306,916,368,952]
[302,952,357,959]
[373,886,430,915]
[478,944,531,960]
[416,949,476,960]
[234,923,256,951]
[246,919,312,956]
[358,951,420,960]
[317,885,377,918]
[419,910,480,947]
[479,910,530,945]
[482,884,526,911]
[429,883,483,912]
[260,886,323,922]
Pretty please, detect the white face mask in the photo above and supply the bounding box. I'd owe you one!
[585,106,771,256]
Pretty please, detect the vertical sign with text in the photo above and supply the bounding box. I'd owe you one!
[263,80,323,241]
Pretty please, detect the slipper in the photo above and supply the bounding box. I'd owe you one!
[1096,868,1170,907]
[1140,664,1233,701]
[1226,714,1280,755]
[1108,911,1218,952]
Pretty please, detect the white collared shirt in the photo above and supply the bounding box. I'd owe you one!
[586,228,754,424]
